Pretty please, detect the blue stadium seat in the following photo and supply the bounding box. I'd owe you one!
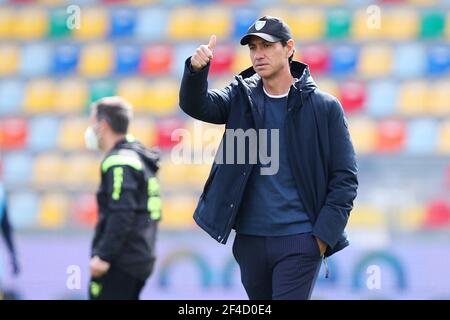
[135,8,167,41]
[110,8,136,38]
[27,116,60,151]
[233,8,258,40]
[427,45,450,75]
[0,80,23,115]
[115,45,141,74]
[53,45,79,74]
[330,45,357,75]
[3,152,32,185]
[366,81,397,118]
[9,191,39,229]
[393,44,426,78]
[406,119,439,154]
[172,44,198,77]
[20,43,52,76]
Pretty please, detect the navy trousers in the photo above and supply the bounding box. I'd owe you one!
[233,232,322,300]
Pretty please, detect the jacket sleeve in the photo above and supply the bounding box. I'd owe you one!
[312,98,358,248]
[93,165,140,263]
[179,57,235,124]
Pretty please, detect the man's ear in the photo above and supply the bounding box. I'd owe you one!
[287,39,295,58]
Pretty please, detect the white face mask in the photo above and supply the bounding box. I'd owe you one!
[84,126,99,151]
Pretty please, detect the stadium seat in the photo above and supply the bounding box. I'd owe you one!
[158,158,191,188]
[428,81,450,115]
[53,45,79,74]
[110,8,135,38]
[0,45,19,76]
[8,192,39,230]
[155,117,186,150]
[0,8,14,39]
[366,80,397,118]
[0,80,23,115]
[398,81,428,115]
[420,11,445,38]
[37,193,68,229]
[23,79,55,113]
[437,120,450,154]
[160,194,198,229]
[315,78,339,99]
[78,44,113,78]
[117,78,147,112]
[73,7,108,40]
[397,205,425,232]
[53,78,88,113]
[168,7,197,40]
[347,205,386,229]
[20,43,52,77]
[129,117,157,147]
[64,154,100,187]
[71,194,98,228]
[32,153,65,187]
[393,44,426,78]
[195,7,231,39]
[231,45,252,74]
[423,198,450,229]
[351,9,383,40]
[49,8,71,38]
[135,8,167,41]
[115,45,141,75]
[2,152,32,185]
[233,8,258,40]
[145,80,179,114]
[0,117,28,150]
[376,119,406,153]
[326,9,351,39]
[172,44,198,77]
[339,80,366,113]
[347,117,377,154]
[89,80,116,105]
[209,45,234,75]
[358,45,392,78]
[27,116,59,151]
[405,119,438,154]
[289,9,325,40]
[298,45,329,75]
[427,45,450,75]
[58,117,89,150]
[383,9,419,40]
[139,44,173,76]
[13,7,48,40]
[330,45,357,75]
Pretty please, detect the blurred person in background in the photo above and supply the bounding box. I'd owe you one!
[179,16,358,300]
[85,96,161,300]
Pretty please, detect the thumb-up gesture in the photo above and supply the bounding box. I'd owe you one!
[190,35,216,72]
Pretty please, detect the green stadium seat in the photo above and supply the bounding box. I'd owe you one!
[89,80,116,105]
[326,9,351,39]
[420,11,445,38]
[49,9,71,38]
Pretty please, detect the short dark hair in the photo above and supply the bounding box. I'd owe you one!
[281,40,295,63]
[93,96,133,134]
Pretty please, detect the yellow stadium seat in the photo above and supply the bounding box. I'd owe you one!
[428,81,450,116]
[315,78,339,99]
[53,78,88,113]
[129,0,159,4]
[144,80,178,114]
[398,80,428,115]
[78,44,113,78]
[24,79,55,113]
[159,158,191,189]
[289,9,325,40]
[64,154,100,187]
[13,7,48,40]
[129,118,157,147]
[285,0,343,4]
[117,78,147,113]
[187,164,214,187]
[32,153,65,187]
[358,45,392,78]
[261,7,290,23]
[168,7,196,40]
[58,117,89,151]
[37,192,68,229]
[347,204,386,229]
[396,205,426,232]
[408,0,437,5]
[348,117,377,154]
[383,9,419,40]
[160,194,198,229]
[0,45,18,76]
[39,0,65,4]
[231,46,251,74]
[437,121,450,154]
[0,8,14,39]
[195,7,231,39]
[73,7,108,40]
[351,9,383,40]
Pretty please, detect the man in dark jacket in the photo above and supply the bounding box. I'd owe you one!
[179,16,358,300]
[85,96,161,300]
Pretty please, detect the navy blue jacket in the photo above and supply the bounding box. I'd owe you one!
[179,59,358,257]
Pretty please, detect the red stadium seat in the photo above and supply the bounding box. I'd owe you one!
[339,81,366,113]
[72,194,98,228]
[298,45,329,75]
[155,117,185,150]
[139,44,173,76]
[0,117,28,150]
[209,45,234,76]
[376,119,406,153]
[423,199,450,229]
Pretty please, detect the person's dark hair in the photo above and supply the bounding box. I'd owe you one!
[281,40,295,63]
[93,96,133,134]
